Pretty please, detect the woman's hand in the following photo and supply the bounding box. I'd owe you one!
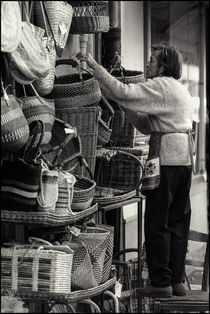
[76,52,98,70]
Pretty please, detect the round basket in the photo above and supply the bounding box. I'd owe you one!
[46,59,101,109]
[72,176,96,211]
[110,68,145,84]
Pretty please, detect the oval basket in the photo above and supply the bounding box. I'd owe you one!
[72,176,96,211]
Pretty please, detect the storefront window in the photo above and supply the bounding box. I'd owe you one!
[150,0,207,175]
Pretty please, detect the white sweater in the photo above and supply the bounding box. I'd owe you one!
[93,64,194,166]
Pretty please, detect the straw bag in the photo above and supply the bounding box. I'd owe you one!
[1,1,22,53]
[5,22,50,85]
[34,1,73,57]
[47,59,101,108]
[62,225,110,290]
[1,82,30,153]
[94,148,144,205]
[1,121,44,212]
[69,1,109,34]
[18,84,55,145]
[1,238,74,294]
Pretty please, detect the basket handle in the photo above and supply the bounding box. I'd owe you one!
[55,59,84,83]
[28,237,74,254]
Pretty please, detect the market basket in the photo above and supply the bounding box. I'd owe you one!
[94,148,144,205]
[69,1,109,34]
[1,241,74,294]
[46,59,101,109]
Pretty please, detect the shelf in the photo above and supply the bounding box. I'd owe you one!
[1,203,98,227]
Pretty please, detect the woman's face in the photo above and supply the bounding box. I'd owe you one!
[146,49,161,79]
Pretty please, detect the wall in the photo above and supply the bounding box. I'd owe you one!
[121,1,144,71]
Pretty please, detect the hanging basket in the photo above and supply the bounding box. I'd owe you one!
[97,94,114,147]
[69,1,109,34]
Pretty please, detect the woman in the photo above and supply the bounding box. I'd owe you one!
[77,44,194,298]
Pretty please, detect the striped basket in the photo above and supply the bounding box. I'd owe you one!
[1,243,74,294]
[1,89,30,153]
[69,1,109,34]
[71,176,96,211]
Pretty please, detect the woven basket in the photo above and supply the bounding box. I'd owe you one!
[19,85,55,145]
[34,1,73,55]
[55,106,100,177]
[33,37,56,96]
[46,59,101,109]
[105,67,145,147]
[97,94,114,147]
[72,176,96,211]
[1,243,74,294]
[69,1,109,34]
[1,86,30,153]
[63,226,110,290]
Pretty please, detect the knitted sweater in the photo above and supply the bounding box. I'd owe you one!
[93,64,194,166]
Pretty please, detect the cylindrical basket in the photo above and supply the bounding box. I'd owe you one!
[71,176,96,211]
[69,1,109,34]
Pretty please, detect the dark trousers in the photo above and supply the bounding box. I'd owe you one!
[144,166,192,287]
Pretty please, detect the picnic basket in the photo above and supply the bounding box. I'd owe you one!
[1,240,74,294]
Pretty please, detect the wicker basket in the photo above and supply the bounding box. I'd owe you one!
[105,67,146,147]
[69,1,109,34]
[55,106,100,177]
[65,226,110,290]
[72,176,96,211]
[97,94,114,147]
[1,243,74,294]
[34,1,73,55]
[46,59,101,109]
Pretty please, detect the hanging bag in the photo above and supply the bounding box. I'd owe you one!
[18,83,55,145]
[1,121,44,212]
[34,1,73,57]
[5,20,50,85]
[1,1,22,53]
[1,81,30,153]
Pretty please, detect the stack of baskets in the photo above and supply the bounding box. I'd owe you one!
[46,59,102,178]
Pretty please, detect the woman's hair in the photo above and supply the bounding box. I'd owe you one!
[152,44,182,79]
